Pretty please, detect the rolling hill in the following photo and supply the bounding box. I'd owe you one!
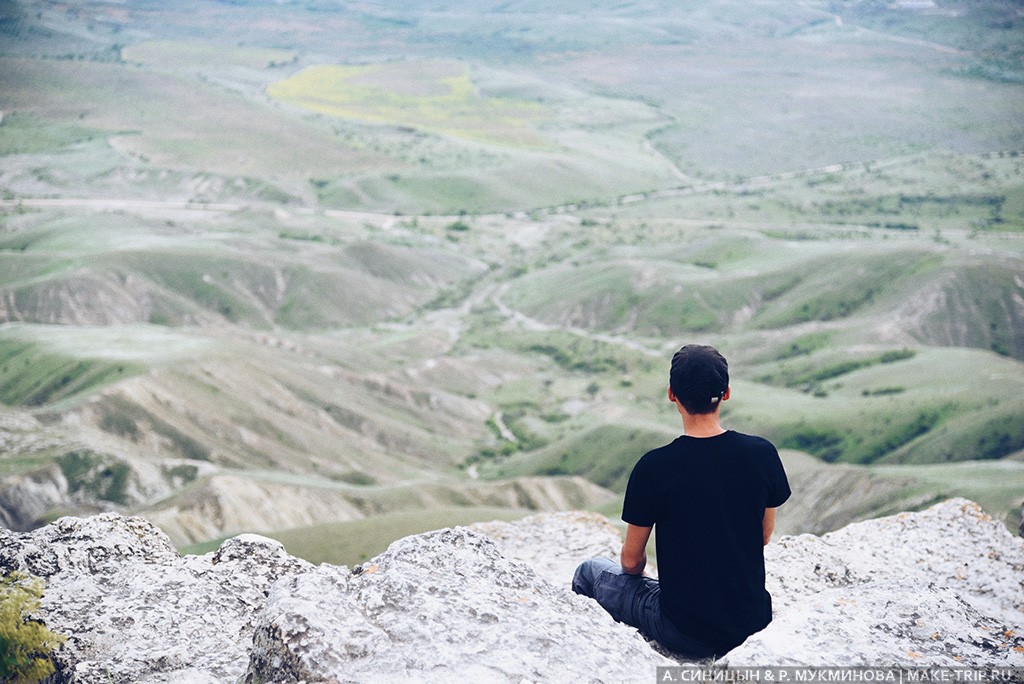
[0,0,1021,554]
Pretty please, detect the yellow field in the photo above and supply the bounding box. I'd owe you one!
[267,60,549,147]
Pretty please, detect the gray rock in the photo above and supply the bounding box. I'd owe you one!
[727,498,1024,667]
[1,498,1021,682]
[0,514,312,683]
[245,566,402,682]
[243,526,672,683]
[470,510,624,586]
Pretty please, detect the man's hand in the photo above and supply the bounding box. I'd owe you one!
[620,523,652,575]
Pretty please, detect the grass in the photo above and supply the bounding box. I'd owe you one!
[0,56,385,188]
[469,328,658,378]
[836,0,1024,84]
[751,251,941,329]
[637,30,1024,181]
[266,506,533,566]
[500,242,952,340]
[267,60,549,148]
[869,460,1024,533]
[0,0,1021,551]
[56,450,133,506]
[0,323,214,364]
[0,209,481,330]
[501,259,724,334]
[755,349,916,389]
[732,347,1024,466]
[490,423,676,493]
[633,153,1024,234]
[773,332,833,361]
[95,395,211,461]
[178,505,536,564]
[0,454,52,477]
[2,1,1022,218]
[127,252,274,325]
[0,111,102,155]
[884,403,1024,464]
[0,337,144,407]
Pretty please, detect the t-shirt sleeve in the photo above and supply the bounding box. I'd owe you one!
[764,443,791,508]
[621,454,658,527]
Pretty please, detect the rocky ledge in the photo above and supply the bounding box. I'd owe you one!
[1,499,1022,682]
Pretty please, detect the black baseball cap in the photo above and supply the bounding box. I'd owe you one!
[670,344,729,407]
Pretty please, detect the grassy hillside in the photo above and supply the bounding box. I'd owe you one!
[0,208,484,328]
[0,334,143,407]
[3,1,1020,212]
[182,507,535,565]
[0,0,1021,545]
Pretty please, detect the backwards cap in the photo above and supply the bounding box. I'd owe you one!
[670,344,729,411]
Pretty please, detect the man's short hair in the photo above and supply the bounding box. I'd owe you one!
[670,344,729,415]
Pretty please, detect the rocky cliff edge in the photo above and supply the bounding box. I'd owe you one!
[1,498,1022,683]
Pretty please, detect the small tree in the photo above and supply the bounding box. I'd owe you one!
[0,571,65,682]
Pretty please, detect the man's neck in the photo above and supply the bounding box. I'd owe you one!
[681,413,725,438]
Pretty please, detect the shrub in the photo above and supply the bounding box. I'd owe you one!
[879,349,916,364]
[56,451,134,506]
[862,387,906,396]
[776,332,830,360]
[446,220,470,232]
[856,409,945,464]
[0,571,65,682]
[99,410,140,440]
[778,428,846,462]
[333,470,377,486]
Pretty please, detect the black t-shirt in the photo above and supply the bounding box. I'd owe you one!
[621,430,791,653]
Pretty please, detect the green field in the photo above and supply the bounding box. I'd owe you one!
[268,61,550,147]
[183,507,535,566]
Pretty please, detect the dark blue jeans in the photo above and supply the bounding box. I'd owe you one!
[572,557,718,660]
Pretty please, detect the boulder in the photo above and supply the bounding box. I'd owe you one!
[0,514,312,682]
[0,511,669,683]
[726,499,1024,666]
[1,498,1021,682]
[470,509,624,585]
[242,526,671,683]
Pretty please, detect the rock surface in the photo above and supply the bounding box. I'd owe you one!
[0,514,312,682]
[242,525,669,683]
[470,509,625,586]
[0,498,1022,683]
[726,499,1024,666]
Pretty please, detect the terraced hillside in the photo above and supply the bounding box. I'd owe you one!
[0,0,1022,553]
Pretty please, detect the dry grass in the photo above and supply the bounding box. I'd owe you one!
[267,60,549,147]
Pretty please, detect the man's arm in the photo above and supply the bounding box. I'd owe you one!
[621,523,652,575]
[762,507,776,545]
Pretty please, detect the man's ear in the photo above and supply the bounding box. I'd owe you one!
[722,386,731,401]
[668,386,677,403]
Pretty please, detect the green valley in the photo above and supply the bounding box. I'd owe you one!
[0,0,1021,554]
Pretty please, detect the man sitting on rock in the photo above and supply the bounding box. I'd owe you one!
[573,344,791,660]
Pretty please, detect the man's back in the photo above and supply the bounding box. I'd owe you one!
[622,431,790,652]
